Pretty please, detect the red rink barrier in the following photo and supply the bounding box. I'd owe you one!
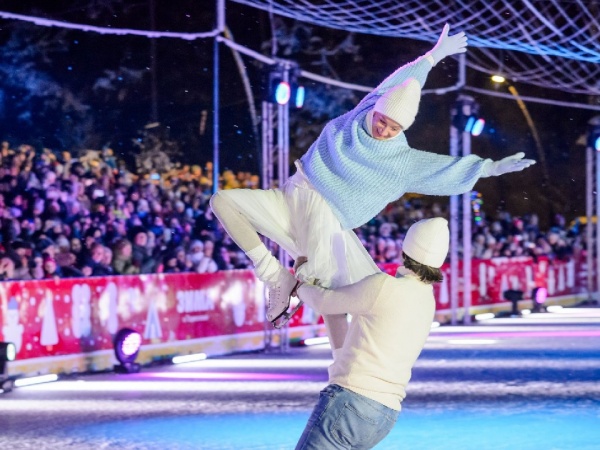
[0,271,326,376]
[379,255,584,319]
[0,256,588,376]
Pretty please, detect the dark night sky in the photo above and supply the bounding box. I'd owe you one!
[0,0,596,228]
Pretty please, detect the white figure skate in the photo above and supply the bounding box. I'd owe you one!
[266,268,302,329]
[267,258,309,329]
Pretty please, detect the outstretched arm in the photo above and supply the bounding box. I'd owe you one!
[373,24,468,96]
[400,148,535,197]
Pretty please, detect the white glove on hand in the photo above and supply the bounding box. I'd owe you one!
[482,152,536,177]
[428,24,468,65]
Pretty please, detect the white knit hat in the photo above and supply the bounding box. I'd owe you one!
[402,218,449,268]
[373,78,421,130]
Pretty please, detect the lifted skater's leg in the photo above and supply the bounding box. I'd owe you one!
[210,191,298,325]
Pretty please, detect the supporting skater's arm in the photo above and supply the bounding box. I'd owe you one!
[297,274,385,316]
[323,314,348,352]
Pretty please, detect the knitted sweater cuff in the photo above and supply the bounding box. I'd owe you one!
[480,159,495,178]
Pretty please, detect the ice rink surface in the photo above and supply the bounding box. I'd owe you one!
[2,307,600,449]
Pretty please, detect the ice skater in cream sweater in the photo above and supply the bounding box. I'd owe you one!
[294,217,450,450]
[210,24,535,332]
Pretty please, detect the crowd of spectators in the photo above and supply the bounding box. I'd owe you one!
[0,141,581,282]
[357,198,580,266]
[0,142,255,281]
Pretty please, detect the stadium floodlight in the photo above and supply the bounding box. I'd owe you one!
[113,328,142,374]
[491,74,506,83]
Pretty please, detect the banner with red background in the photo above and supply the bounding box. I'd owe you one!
[0,256,587,376]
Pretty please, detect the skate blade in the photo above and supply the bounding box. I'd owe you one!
[272,301,304,329]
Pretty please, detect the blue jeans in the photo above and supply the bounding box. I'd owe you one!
[295,384,400,449]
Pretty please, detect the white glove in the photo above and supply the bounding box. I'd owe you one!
[428,24,468,65]
[481,152,536,177]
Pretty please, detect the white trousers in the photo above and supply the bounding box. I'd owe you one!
[219,165,379,289]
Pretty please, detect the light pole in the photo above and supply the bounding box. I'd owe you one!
[450,94,484,325]
[261,60,297,350]
[585,116,600,303]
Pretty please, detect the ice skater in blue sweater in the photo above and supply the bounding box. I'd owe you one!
[210,24,535,334]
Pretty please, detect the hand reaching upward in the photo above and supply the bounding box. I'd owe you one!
[429,24,468,65]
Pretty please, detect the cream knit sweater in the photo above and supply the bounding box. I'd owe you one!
[297,268,435,411]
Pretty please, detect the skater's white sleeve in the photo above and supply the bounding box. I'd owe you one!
[297,274,385,316]
[323,314,349,350]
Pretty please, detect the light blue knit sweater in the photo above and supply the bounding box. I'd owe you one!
[300,54,490,230]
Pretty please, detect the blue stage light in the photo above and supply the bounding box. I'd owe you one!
[465,116,485,136]
[274,81,291,105]
[294,85,305,108]
[471,118,485,136]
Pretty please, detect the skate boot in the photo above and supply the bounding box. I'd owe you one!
[266,268,302,329]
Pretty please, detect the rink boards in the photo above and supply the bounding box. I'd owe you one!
[0,255,588,377]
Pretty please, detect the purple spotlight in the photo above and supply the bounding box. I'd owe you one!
[533,287,548,304]
[531,287,548,313]
[121,332,141,356]
[113,328,142,374]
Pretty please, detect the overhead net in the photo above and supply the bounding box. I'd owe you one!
[232,0,600,96]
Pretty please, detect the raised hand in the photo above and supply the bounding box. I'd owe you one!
[429,24,468,65]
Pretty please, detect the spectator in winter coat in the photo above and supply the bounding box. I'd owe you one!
[111,238,139,275]
[131,228,156,273]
